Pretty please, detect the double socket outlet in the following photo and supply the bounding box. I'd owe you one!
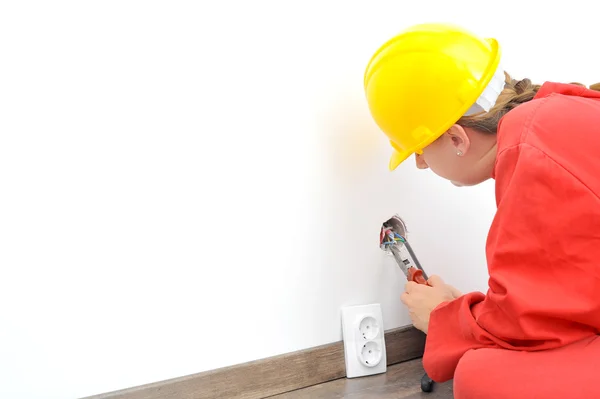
[341,303,387,378]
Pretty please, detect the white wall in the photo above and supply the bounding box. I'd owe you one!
[1,1,598,398]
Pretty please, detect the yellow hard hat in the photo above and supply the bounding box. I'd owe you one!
[363,23,504,170]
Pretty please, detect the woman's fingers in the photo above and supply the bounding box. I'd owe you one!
[449,285,463,298]
[400,291,410,305]
[427,275,444,287]
[427,274,462,298]
[404,281,418,293]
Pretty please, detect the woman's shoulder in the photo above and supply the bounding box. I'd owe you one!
[498,83,600,154]
[496,85,600,195]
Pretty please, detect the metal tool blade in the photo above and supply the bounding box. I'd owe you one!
[380,215,428,281]
[389,245,410,277]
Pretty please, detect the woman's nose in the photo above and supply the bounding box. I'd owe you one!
[415,154,428,169]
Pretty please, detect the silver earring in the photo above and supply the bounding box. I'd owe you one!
[457,150,463,156]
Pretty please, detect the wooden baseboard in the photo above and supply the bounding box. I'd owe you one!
[83,326,425,399]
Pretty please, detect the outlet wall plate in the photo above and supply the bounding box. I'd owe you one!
[341,303,387,378]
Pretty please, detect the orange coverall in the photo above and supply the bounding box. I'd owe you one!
[423,82,600,398]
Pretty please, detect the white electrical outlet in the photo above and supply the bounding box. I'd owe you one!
[341,303,387,378]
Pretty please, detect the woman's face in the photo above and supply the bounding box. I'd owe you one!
[414,124,497,187]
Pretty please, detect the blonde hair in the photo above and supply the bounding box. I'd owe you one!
[457,73,600,134]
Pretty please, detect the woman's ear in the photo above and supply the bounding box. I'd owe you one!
[447,124,470,156]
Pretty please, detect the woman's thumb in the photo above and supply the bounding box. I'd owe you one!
[427,275,444,287]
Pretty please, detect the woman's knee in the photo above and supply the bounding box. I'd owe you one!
[454,349,488,399]
[453,336,600,399]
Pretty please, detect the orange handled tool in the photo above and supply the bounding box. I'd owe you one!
[406,262,428,285]
[389,243,430,286]
[380,215,434,393]
[380,216,430,286]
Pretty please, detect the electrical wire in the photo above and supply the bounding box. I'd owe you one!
[394,233,407,242]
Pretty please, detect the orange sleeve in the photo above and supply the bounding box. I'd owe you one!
[422,143,600,382]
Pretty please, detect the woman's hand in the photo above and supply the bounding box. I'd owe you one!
[400,275,462,334]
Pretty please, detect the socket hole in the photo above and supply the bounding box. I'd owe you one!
[359,316,380,340]
[360,341,382,368]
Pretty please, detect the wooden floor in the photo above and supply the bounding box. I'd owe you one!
[269,359,453,398]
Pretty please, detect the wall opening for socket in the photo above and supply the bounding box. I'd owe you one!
[359,316,379,340]
[381,214,407,237]
[360,341,382,367]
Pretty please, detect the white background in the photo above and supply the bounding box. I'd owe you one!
[0,1,598,398]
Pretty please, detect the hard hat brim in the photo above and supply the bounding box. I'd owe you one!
[389,149,410,171]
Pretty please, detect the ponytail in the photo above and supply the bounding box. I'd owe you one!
[457,73,600,134]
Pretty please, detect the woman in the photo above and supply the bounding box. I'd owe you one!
[364,23,600,398]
